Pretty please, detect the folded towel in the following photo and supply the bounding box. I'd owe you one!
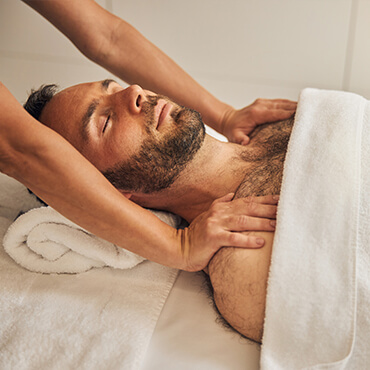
[0,175,180,369]
[3,206,181,274]
[261,88,369,369]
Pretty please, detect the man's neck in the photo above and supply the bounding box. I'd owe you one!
[132,135,250,222]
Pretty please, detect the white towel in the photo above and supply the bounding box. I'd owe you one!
[3,205,181,274]
[0,174,180,369]
[261,88,370,369]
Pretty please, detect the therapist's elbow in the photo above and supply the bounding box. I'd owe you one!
[75,20,119,67]
[76,35,106,64]
[79,17,126,70]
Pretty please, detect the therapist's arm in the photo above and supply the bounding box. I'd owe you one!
[23,0,296,145]
[0,82,277,271]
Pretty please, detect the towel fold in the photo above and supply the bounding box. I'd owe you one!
[261,88,370,369]
[3,206,181,274]
[0,174,180,369]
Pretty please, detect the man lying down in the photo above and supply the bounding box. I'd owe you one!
[24,80,370,368]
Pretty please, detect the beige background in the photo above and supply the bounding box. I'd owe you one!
[1,0,369,138]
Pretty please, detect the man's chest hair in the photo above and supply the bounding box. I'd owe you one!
[235,117,294,199]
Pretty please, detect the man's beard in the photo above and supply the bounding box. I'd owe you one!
[103,95,206,194]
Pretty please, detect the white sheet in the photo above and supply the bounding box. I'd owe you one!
[0,174,179,369]
[143,271,260,370]
[261,88,370,369]
[0,174,258,369]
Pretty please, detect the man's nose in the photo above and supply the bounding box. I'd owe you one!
[124,84,145,114]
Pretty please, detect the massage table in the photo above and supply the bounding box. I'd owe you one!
[2,87,370,369]
[0,173,259,369]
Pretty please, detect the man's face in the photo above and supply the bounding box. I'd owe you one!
[40,80,205,193]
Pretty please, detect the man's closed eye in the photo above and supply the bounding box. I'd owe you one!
[103,115,110,133]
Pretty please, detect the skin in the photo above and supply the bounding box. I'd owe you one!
[38,80,290,341]
[39,80,278,229]
[2,0,296,271]
[40,81,152,172]
[0,81,276,272]
[24,0,297,144]
[209,232,274,343]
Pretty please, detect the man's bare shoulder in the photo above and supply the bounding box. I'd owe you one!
[205,118,292,342]
[208,232,274,343]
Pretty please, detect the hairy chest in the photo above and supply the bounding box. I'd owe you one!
[234,117,294,199]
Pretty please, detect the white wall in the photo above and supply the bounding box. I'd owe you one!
[1,0,369,114]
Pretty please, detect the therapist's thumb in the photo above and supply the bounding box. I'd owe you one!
[233,131,250,145]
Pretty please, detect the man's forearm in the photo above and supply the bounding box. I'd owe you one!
[23,0,231,133]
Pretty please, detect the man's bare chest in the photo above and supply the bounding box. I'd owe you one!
[234,117,294,199]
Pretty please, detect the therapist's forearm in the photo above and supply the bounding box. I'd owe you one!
[0,82,182,268]
[98,21,231,133]
[23,0,231,133]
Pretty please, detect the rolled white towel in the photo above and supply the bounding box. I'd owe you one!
[3,206,181,274]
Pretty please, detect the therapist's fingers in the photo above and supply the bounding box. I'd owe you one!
[212,193,279,205]
[254,98,297,112]
[218,229,266,249]
[182,198,266,271]
[224,214,276,232]
[245,194,279,205]
[183,193,279,271]
[233,131,251,145]
[246,98,297,120]
[245,98,297,126]
[216,196,278,219]
[263,98,297,108]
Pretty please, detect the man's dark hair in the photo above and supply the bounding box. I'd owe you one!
[23,84,59,119]
[23,84,59,206]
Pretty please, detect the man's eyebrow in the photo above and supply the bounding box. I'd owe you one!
[80,79,117,141]
[101,79,117,90]
[80,99,99,141]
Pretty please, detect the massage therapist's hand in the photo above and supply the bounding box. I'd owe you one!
[221,99,297,145]
[179,193,278,272]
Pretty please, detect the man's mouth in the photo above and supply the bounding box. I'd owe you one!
[156,101,173,130]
